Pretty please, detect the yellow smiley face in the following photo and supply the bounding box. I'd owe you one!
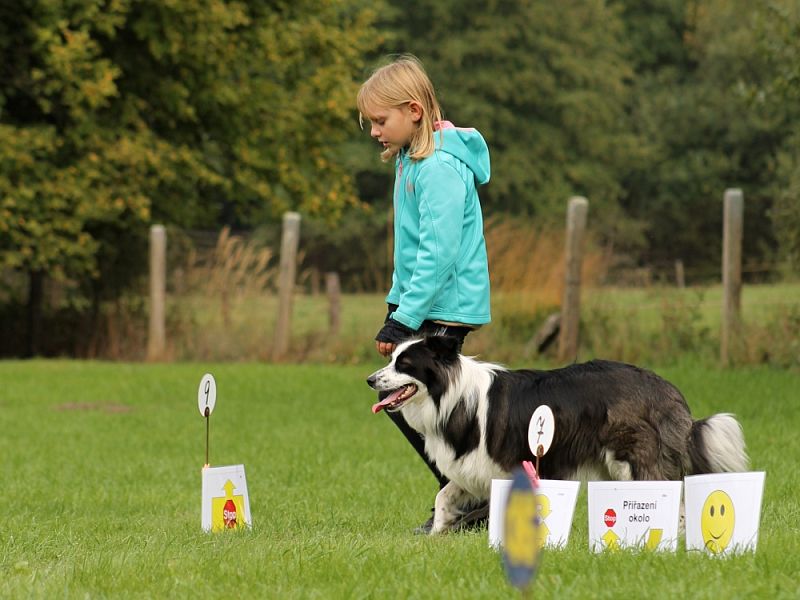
[701,490,735,554]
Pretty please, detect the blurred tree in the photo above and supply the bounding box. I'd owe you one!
[354,0,796,280]
[617,0,791,278]
[362,0,638,244]
[0,0,380,355]
[613,0,693,74]
[754,1,800,275]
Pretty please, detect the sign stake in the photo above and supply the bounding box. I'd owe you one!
[205,407,210,467]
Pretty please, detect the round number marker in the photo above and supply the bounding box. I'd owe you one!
[528,405,555,457]
[198,373,217,416]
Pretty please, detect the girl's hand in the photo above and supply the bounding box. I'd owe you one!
[376,341,397,357]
[374,317,413,357]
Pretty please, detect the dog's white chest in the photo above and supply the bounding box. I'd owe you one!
[424,437,507,499]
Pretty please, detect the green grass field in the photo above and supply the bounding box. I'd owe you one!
[1,359,799,598]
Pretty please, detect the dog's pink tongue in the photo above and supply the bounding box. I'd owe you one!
[371,388,405,414]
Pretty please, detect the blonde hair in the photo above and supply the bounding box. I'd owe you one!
[357,55,443,161]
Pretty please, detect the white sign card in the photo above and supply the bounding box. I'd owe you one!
[489,478,580,549]
[684,472,765,555]
[588,481,682,552]
[201,464,252,532]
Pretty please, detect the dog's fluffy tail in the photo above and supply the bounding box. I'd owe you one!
[687,413,749,474]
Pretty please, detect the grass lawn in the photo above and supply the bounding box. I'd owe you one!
[1,359,799,598]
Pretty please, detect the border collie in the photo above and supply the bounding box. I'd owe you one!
[367,335,748,534]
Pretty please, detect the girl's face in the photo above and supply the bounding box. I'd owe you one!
[364,102,422,154]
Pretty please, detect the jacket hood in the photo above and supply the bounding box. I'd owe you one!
[434,121,491,185]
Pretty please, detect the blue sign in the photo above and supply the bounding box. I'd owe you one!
[502,467,543,590]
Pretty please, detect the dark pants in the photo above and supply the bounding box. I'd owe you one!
[381,321,471,490]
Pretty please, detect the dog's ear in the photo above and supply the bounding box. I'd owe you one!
[424,335,461,360]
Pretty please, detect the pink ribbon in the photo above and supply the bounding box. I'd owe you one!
[522,460,540,488]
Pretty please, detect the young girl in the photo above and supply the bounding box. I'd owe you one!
[357,55,492,533]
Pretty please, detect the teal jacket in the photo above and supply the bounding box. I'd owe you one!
[387,122,491,331]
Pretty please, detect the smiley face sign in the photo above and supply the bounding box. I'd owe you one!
[684,472,765,555]
[701,490,735,554]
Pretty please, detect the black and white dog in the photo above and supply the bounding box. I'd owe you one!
[367,335,748,534]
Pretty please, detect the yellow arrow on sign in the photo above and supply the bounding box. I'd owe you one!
[211,480,245,532]
[602,529,620,551]
[645,528,663,551]
[533,494,552,549]
[534,521,550,550]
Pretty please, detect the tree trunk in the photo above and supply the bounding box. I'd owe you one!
[26,269,44,357]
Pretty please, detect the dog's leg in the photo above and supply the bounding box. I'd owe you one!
[432,482,473,534]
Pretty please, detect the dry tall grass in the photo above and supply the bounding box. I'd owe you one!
[485,215,610,307]
[186,227,275,298]
[169,228,279,359]
[478,216,611,359]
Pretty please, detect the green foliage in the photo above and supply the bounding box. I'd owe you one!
[610,0,800,274]
[612,0,692,73]
[0,0,140,282]
[0,0,380,262]
[754,1,800,274]
[0,0,382,343]
[617,0,783,270]
[0,124,102,278]
[368,0,637,238]
[770,139,800,273]
[352,0,798,277]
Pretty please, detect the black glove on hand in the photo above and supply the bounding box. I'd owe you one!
[375,318,415,344]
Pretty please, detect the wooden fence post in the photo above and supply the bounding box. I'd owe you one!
[147,224,166,361]
[273,212,301,359]
[675,259,685,288]
[721,188,743,366]
[326,272,341,336]
[559,197,589,363]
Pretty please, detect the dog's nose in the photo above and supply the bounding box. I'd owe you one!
[366,374,377,388]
